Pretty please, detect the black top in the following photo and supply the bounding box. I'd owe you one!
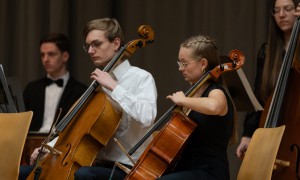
[23,76,87,131]
[174,82,234,180]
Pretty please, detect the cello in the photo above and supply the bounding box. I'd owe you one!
[27,25,154,180]
[258,16,300,179]
[124,49,245,179]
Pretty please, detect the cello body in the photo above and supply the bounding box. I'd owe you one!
[125,112,197,179]
[27,90,121,179]
[259,68,300,180]
[272,68,300,180]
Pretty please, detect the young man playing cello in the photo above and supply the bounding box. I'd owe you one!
[20,18,157,180]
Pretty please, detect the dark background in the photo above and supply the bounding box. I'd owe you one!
[0,0,272,179]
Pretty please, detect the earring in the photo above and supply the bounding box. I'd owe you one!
[202,69,206,73]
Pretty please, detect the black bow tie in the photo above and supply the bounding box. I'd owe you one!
[45,78,64,87]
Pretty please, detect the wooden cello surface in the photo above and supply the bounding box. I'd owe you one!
[126,112,197,179]
[125,50,245,179]
[27,25,155,180]
[27,91,121,179]
[272,69,300,180]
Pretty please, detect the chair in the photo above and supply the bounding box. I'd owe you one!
[237,125,285,180]
[0,111,33,180]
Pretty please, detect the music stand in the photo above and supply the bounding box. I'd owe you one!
[7,77,25,112]
[0,65,17,113]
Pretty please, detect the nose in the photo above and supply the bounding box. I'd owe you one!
[41,54,49,62]
[278,9,287,17]
[88,46,95,54]
[178,66,185,71]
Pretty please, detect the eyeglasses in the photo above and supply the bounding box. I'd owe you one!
[272,5,295,15]
[177,60,200,69]
[83,41,103,52]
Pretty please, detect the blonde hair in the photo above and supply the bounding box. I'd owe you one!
[181,35,238,144]
[180,35,220,71]
[83,18,124,45]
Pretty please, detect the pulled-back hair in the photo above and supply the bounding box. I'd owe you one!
[180,35,220,71]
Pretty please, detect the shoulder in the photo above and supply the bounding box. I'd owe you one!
[207,82,224,92]
[24,78,45,89]
[204,82,228,98]
[256,42,267,68]
[67,76,87,89]
[128,66,154,80]
[257,43,267,59]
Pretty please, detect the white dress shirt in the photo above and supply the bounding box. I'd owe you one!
[98,60,157,166]
[47,61,157,166]
[39,72,69,133]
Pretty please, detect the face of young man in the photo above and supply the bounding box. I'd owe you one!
[85,30,121,67]
[40,42,68,78]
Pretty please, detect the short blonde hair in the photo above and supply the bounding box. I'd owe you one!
[83,18,124,45]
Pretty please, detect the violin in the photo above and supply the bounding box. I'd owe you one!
[27,25,154,180]
[124,49,245,179]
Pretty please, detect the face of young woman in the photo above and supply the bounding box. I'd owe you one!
[177,47,206,84]
[273,0,297,34]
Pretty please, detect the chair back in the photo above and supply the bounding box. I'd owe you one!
[0,111,33,180]
[237,125,285,180]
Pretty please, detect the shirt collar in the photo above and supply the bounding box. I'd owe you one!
[47,71,70,87]
[112,60,130,81]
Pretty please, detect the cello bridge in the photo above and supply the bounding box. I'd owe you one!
[42,144,62,155]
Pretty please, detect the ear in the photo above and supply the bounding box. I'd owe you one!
[113,37,121,51]
[62,51,69,63]
[200,58,208,71]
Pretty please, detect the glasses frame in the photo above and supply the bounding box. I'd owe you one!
[272,5,295,16]
[177,59,200,69]
[82,40,103,52]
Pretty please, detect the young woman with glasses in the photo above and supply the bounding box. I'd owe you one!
[158,35,237,180]
[236,0,300,158]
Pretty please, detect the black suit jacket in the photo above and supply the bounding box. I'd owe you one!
[23,76,87,131]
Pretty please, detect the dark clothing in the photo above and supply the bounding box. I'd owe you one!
[242,43,286,137]
[74,162,131,180]
[159,82,234,180]
[242,43,266,137]
[19,165,34,180]
[23,76,87,131]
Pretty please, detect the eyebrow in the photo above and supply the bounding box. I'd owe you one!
[86,40,101,44]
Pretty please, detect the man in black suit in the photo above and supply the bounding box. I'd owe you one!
[19,33,87,178]
[23,33,87,132]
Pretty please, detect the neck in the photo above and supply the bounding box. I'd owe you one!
[49,69,67,79]
[193,82,209,97]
